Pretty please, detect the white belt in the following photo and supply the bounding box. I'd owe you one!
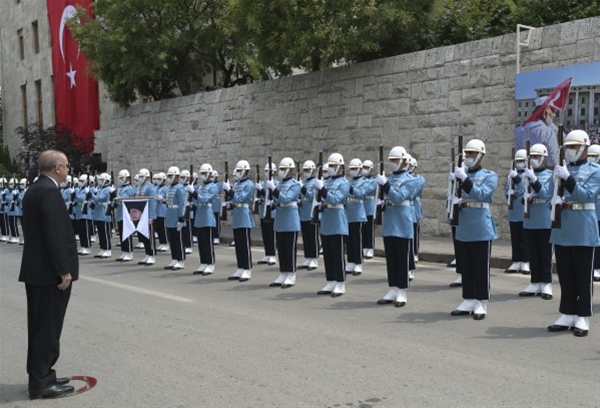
[562,202,595,211]
[365,195,375,199]
[301,197,311,202]
[530,198,546,204]
[346,197,363,203]
[278,202,297,207]
[197,203,212,207]
[386,200,412,207]
[461,202,489,209]
[167,204,179,208]
[234,203,250,208]
[325,204,344,209]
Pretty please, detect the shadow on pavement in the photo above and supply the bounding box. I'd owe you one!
[0,383,28,404]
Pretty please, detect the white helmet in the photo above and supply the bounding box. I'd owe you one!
[66,175,72,184]
[138,168,150,180]
[211,170,219,179]
[348,158,362,169]
[73,177,79,185]
[564,129,590,146]
[362,160,374,169]
[322,162,330,177]
[235,160,250,172]
[279,157,295,169]
[388,146,407,160]
[98,172,111,185]
[167,166,180,176]
[327,153,344,166]
[199,163,213,182]
[531,144,548,157]
[587,144,600,156]
[264,162,277,173]
[118,169,130,179]
[180,169,191,182]
[19,178,27,187]
[411,158,418,168]
[0,177,6,186]
[153,172,166,185]
[302,160,316,179]
[78,174,88,187]
[515,149,527,161]
[9,178,17,187]
[464,139,486,154]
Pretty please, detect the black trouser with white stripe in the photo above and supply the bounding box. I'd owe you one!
[346,222,363,264]
[233,228,252,269]
[77,219,90,248]
[167,228,185,261]
[451,226,459,274]
[413,222,420,257]
[182,222,192,249]
[155,217,168,244]
[276,231,298,272]
[260,219,276,256]
[456,240,491,300]
[212,212,220,239]
[509,221,529,262]
[300,221,319,258]
[554,245,593,317]
[321,234,346,282]
[8,215,19,238]
[94,221,112,250]
[139,223,156,256]
[524,229,552,284]
[0,213,8,236]
[362,215,374,250]
[383,236,411,289]
[117,220,133,252]
[594,221,600,269]
[196,227,215,265]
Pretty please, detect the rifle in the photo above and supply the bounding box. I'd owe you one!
[262,156,273,220]
[105,171,116,217]
[183,164,194,220]
[68,168,76,215]
[446,147,455,219]
[311,151,323,224]
[374,144,384,225]
[220,161,229,221]
[253,164,261,214]
[9,174,16,212]
[551,125,565,228]
[449,135,463,226]
[507,147,516,210]
[523,132,531,219]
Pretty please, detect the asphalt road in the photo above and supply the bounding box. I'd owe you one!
[1,241,599,408]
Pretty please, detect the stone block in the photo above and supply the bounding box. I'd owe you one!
[377,82,393,99]
[462,88,484,105]
[559,20,580,45]
[357,114,372,128]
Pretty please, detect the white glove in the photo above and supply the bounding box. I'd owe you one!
[83,187,90,194]
[255,182,262,191]
[551,195,563,206]
[222,181,231,191]
[508,169,518,179]
[523,168,536,182]
[314,178,324,190]
[109,186,116,193]
[186,184,194,193]
[69,188,75,194]
[176,222,184,231]
[265,199,273,206]
[554,165,570,180]
[157,195,164,201]
[376,199,384,206]
[507,189,515,197]
[222,201,229,208]
[375,174,387,186]
[454,166,467,182]
[452,195,462,205]
[448,172,456,182]
[266,179,276,191]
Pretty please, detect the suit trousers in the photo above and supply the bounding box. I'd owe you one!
[260,219,276,256]
[383,236,410,289]
[524,228,552,284]
[456,240,491,300]
[362,215,374,250]
[8,215,19,238]
[554,245,594,317]
[196,227,215,265]
[276,231,298,272]
[167,228,185,261]
[300,221,319,258]
[346,222,363,264]
[321,234,345,282]
[25,284,71,391]
[233,228,252,269]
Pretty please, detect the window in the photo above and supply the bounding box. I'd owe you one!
[18,29,24,60]
[21,84,28,128]
[518,102,522,108]
[518,112,521,117]
[568,108,573,116]
[582,97,586,104]
[525,102,529,107]
[581,108,586,116]
[32,21,39,54]
[569,98,573,105]
[594,107,598,116]
[524,111,528,117]
[35,80,43,127]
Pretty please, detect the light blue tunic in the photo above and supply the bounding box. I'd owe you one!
[320,176,350,236]
[455,167,498,242]
[115,184,135,222]
[345,176,368,223]
[165,183,186,228]
[505,171,525,222]
[230,178,256,229]
[381,171,420,238]
[156,184,168,218]
[299,177,316,222]
[92,185,112,222]
[523,168,553,230]
[194,181,219,228]
[212,181,222,214]
[273,178,301,232]
[362,176,377,217]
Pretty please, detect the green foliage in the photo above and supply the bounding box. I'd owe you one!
[514,0,600,27]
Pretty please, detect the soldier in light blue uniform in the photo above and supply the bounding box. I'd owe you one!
[314,153,351,297]
[191,163,219,275]
[114,169,135,262]
[298,160,319,270]
[360,160,377,259]
[449,139,498,320]
[210,170,222,245]
[16,178,27,244]
[0,177,9,241]
[6,178,21,243]
[154,172,169,252]
[505,149,530,274]
[547,130,600,337]
[375,147,421,307]
[75,175,92,255]
[223,160,255,281]
[345,158,368,276]
[407,155,425,281]
[587,144,600,282]
[268,158,301,288]
[179,169,194,255]
[256,162,278,265]
[91,173,114,258]
[163,166,187,270]
[135,168,157,265]
[519,143,554,299]
[61,176,76,239]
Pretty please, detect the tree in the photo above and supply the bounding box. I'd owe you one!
[514,0,600,28]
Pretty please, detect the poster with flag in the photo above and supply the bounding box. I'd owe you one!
[46,0,99,153]
[122,199,150,241]
[522,77,573,126]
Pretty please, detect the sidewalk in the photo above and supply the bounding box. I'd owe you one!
[218,225,514,269]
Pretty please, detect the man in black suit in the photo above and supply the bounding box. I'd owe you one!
[19,150,79,399]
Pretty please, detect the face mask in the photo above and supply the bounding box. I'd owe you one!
[302,171,312,180]
[152,179,159,186]
[565,146,583,163]
[199,174,207,183]
[233,171,243,181]
[361,168,371,177]
[349,169,360,178]
[278,169,288,179]
[166,177,173,184]
[78,181,85,188]
[530,158,543,169]
[388,161,401,173]
[515,162,526,171]
[117,179,124,187]
[463,158,476,168]
[591,156,600,164]
[59,181,67,188]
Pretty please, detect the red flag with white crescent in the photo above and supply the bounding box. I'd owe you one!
[46,0,99,153]
[522,77,573,126]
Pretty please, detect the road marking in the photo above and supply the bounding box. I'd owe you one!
[79,275,195,303]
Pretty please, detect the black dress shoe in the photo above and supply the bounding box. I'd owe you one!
[573,328,588,337]
[352,271,362,276]
[317,290,332,295]
[394,301,406,308]
[192,271,203,275]
[331,292,343,298]
[281,284,294,289]
[239,277,249,282]
[56,378,70,385]
[540,294,553,300]
[547,324,572,332]
[164,265,174,270]
[505,269,518,274]
[115,258,124,262]
[228,276,240,280]
[269,282,282,287]
[307,266,317,271]
[450,310,472,316]
[521,270,531,275]
[29,384,74,400]
[257,260,268,265]
[268,261,276,266]
[137,261,146,265]
[377,299,394,305]
[594,276,600,282]
[473,313,486,320]
[518,291,537,297]
[297,265,308,270]
[449,282,462,288]
[446,261,456,268]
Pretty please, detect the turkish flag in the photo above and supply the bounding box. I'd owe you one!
[522,77,572,126]
[46,0,98,153]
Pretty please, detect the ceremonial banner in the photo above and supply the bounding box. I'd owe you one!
[122,199,150,241]
[46,0,99,153]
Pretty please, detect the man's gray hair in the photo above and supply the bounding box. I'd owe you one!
[38,150,66,173]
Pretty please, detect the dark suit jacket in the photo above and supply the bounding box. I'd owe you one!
[19,175,79,285]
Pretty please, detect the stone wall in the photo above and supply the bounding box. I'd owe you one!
[100,17,600,239]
